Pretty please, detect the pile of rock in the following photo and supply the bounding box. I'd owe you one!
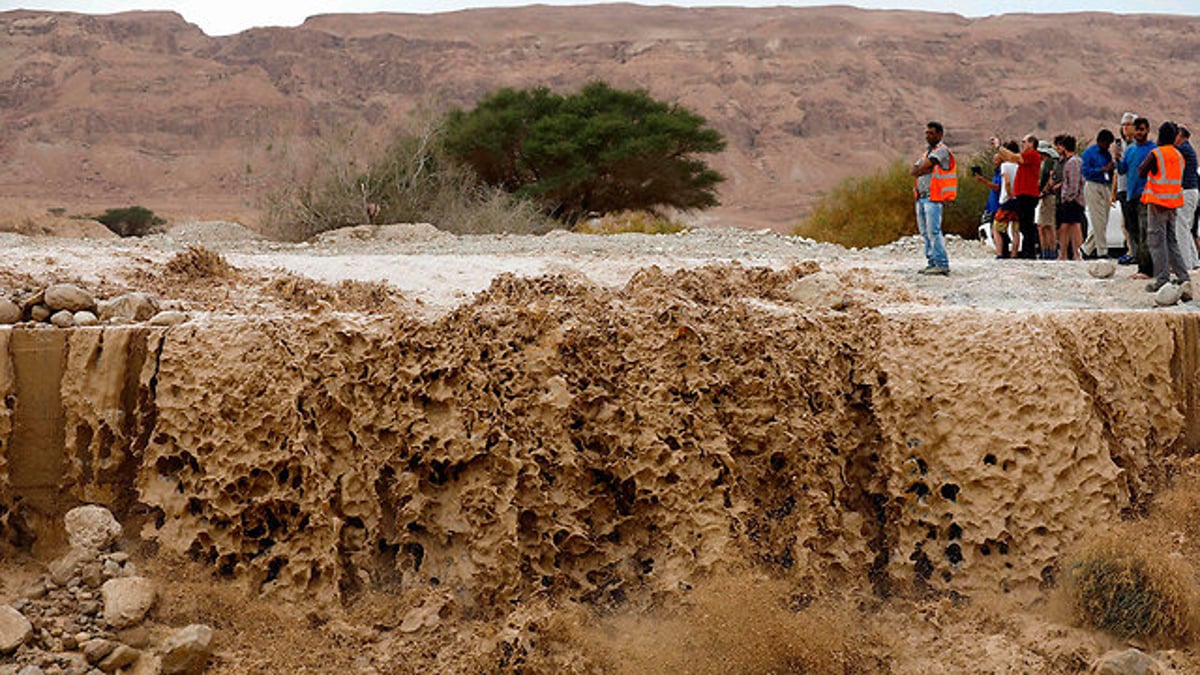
[0,285,187,328]
[0,505,213,675]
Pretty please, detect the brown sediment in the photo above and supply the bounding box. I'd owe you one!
[0,265,1198,669]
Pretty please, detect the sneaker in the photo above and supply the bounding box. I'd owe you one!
[928,267,950,276]
[1146,279,1167,293]
[1180,281,1193,302]
[1118,254,1135,265]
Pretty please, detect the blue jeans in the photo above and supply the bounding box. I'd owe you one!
[915,198,949,269]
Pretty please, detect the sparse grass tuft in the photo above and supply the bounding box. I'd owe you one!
[1065,529,1200,645]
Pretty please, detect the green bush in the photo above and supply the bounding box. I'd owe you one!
[794,147,992,248]
[443,81,726,224]
[96,206,166,237]
[261,120,553,241]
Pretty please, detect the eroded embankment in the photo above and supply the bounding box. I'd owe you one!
[0,266,1197,614]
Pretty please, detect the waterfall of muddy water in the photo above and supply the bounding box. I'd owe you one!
[1,272,1199,615]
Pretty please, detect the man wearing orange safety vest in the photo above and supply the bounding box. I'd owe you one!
[910,121,956,275]
[1138,120,1192,298]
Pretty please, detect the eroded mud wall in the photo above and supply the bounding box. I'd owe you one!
[0,269,1197,610]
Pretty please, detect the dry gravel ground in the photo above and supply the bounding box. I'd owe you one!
[2,222,1197,315]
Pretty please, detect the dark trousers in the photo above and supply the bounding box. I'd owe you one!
[1016,195,1039,259]
[1121,195,1141,260]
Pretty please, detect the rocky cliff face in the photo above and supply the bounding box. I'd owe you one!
[1,7,1198,226]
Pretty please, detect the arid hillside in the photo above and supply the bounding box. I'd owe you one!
[1,6,1198,228]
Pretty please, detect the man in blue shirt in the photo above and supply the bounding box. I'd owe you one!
[1117,117,1156,276]
[1080,129,1115,258]
[1173,126,1199,269]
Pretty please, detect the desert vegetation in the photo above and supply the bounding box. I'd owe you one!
[95,205,166,237]
[795,147,993,248]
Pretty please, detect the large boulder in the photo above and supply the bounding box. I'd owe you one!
[44,283,96,312]
[65,504,123,551]
[98,292,161,322]
[160,624,214,675]
[0,605,33,654]
[102,577,156,629]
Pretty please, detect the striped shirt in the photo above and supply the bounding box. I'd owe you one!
[1060,155,1085,206]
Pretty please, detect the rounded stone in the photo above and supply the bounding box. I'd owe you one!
[785,271,847,310]
[1087,259,1116,279]
[101,576,156,629]
[44,283,96,312]
[64,505,123,551]
[50,310,75,328]
[98,292,161,322]
[0,605,34,654]
[149,310,188,326]
[1155,283,1182,306]
[0,298,20,324]
[74,310,99,326]
[30,304,51,322]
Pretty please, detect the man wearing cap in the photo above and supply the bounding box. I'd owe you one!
[1173,126,1199,269]
[1138,121,1190,296]
[994,134,1043,259]
[1080,129,1115,259]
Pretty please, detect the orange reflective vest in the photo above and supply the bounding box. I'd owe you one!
[915,143,958,202]
[1142,145,1184,208]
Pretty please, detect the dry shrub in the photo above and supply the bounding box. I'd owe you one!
[1064,527,1200,645]
[267,274,403,314]
[587,574,890,674]
[164,245,235,279]
[574,210,687,235]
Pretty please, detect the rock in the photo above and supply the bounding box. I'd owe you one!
[30,304,51,322]
[65,505,123,552]
[74,310,99,326]
[81,637,116,664]
[49,547,95,586]
[1094,648,1159,675]
[785,271,847,309]
[159,624,213,675]
[148,310,188,326]
[128,652,163,675]
[0,299,20,324]
[98,293,160,323]
[1181,280,1193,302]
[101,577,156,629]
[1155,282,1182,306]
[44,284,96,312]
[17,665,46,675]
[98,644,141,672]
[1088,259,1117,279]
[50,310,75,328]
[0,605,34,654]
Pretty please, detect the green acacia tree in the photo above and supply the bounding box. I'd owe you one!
[443,81,726,224]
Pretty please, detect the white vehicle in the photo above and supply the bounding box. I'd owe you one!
[978,201,1127,255]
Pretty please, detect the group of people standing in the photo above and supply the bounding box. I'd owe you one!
[911,115,1198,297]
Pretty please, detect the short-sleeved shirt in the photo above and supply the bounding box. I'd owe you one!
[914,143,951,199]
[1014,149,1042,197]
[1179,141,1198,191]
[999,162,1019,203]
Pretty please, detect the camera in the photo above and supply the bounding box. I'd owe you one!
[970,165,983,176]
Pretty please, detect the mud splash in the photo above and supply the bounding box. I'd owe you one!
[1,265,1198,659]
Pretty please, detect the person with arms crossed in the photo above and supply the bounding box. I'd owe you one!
[910,121,956,275]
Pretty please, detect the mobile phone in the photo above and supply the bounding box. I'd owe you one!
[970,166,982,176]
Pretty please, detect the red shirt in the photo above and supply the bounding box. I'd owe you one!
[1014,149,1042,197]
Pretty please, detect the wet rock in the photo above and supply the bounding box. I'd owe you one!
[1094,648,1159,675]
[50,310,75,327]
[101,577,155,629]
[159,624,213,675]
[74,310,99,327]
[30,304,51,322]
[1088,260,1117,279]
[65,505,123,552]
[98,293,161,323]
[1155,283,1182,306]
[98,644,140,672]
[148,310,188,326]
[0,298,20,324]
[44,284,96,313]
[786,271,847,310]
[0,605,34,653]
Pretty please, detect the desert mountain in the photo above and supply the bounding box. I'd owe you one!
[1,5,1198,229]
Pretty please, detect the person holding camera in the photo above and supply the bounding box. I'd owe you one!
[994,134,1042,259]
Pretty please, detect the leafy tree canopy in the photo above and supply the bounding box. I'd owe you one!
[443,81,726,224]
